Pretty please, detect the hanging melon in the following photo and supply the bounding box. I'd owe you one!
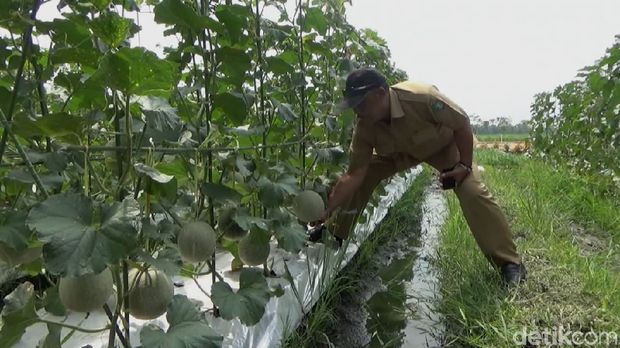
[127,268,174,320]
[177,221,217,262]
[292,190,325,222]
[238,231,270,266]
[58,268,114,313]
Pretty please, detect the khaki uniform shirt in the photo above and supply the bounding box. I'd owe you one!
[349,81,470,171]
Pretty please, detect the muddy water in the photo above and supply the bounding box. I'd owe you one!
[329,185,447,348]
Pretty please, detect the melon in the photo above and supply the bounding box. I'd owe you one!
[177,221,217,262]
[128,268,173,320]
[0,243,42,266]
[292,190,325,222]
[59,268,114,312]
[238,232,270,266]
[219,208,247,241]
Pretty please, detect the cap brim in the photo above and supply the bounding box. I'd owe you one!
[334,92,368,114]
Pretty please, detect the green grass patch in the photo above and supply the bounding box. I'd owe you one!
[282,169,432,347]
[434,149,620,347]
[475,133,529,142]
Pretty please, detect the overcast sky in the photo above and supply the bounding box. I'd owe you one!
[344,0,620,122]
[34,0,619,123]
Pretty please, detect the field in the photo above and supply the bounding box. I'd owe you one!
[0,0,618,347]
[475,133,530,142]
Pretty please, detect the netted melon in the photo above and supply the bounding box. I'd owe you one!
[128,268,173,320]
[59,268,114,312]
[238,231,270,266]
[0,243,41,266]
[292,190,325,222]
[177,221,216,262]
[219,208,247,241]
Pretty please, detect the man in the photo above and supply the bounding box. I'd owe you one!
[320,67,526,285]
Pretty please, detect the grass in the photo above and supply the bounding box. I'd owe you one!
[475,133,529,142]
[433,149,620,347]
[282,168,432,347]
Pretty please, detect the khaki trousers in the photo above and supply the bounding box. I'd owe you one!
[330,143,521,268]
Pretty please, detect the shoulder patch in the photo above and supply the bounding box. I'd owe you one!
[431,100,445,112]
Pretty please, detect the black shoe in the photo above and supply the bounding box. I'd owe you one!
[307,224,343,248]
[501,262,527,286]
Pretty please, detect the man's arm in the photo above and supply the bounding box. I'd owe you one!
[453,118,474,167]
[324,164,368,218]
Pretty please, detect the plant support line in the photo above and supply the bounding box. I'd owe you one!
[0,110,49,199]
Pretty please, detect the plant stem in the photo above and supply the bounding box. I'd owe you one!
[0,0,42,166]
[0,110,49,198]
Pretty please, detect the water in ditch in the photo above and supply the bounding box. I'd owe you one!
[328,183,447,348]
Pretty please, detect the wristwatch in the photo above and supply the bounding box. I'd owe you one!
[457,162,472,175]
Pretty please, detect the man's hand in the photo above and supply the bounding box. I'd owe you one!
[439,163,471,187]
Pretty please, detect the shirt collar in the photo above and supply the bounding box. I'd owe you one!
[389,87,405,119]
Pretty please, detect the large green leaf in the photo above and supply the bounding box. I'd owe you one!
[216,47,251,87]
[274,222,306,254]
[89,11,137,48]
[213,91,248,126]
[211,268,271,326]
[0,210,32,250]
[139,295,223,348]
[265,56,294,75]
[215,4,249,45]
[201,183,242,206]
[92,47,178,96]
[304,7,328,35]
[26,193,140,277]
[0,282,38,347]
[154,0,223,33]
[257,175,298,208]
[135,163,174,183]
[6,169,64,191]
[137,96,184,145]
[12,112,86,144]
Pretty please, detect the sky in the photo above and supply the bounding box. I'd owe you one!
[344,0,620,122]
[31,0,620,123]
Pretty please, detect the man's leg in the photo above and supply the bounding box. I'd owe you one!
[330,156,399,240]
[453,164,522,267]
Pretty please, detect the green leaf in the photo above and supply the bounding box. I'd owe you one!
[213,91,248,126]
[92,47,178,96]
[274,223,306,254]
[42,286,66,317]
[27,193,139,277]
[135,163,174,183]
[201,183,242,206]
[215,4,249,45]
[265,56,294,75]
[12,112,85,144]
[139,96,184,145]
[305,7,328,35]
[154,0,223,33]
[139,295,223,348]
[257,175,298,208]
[0,282,38,347]
[216,47,251,87]
[136,247,182,277]
[0,210,33,250]
[89,11,136,48]
[6,169,64,191]
[274,101,298,121]
[211,268,271,326]
[232,208,270,231]
[37,323,61,348]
